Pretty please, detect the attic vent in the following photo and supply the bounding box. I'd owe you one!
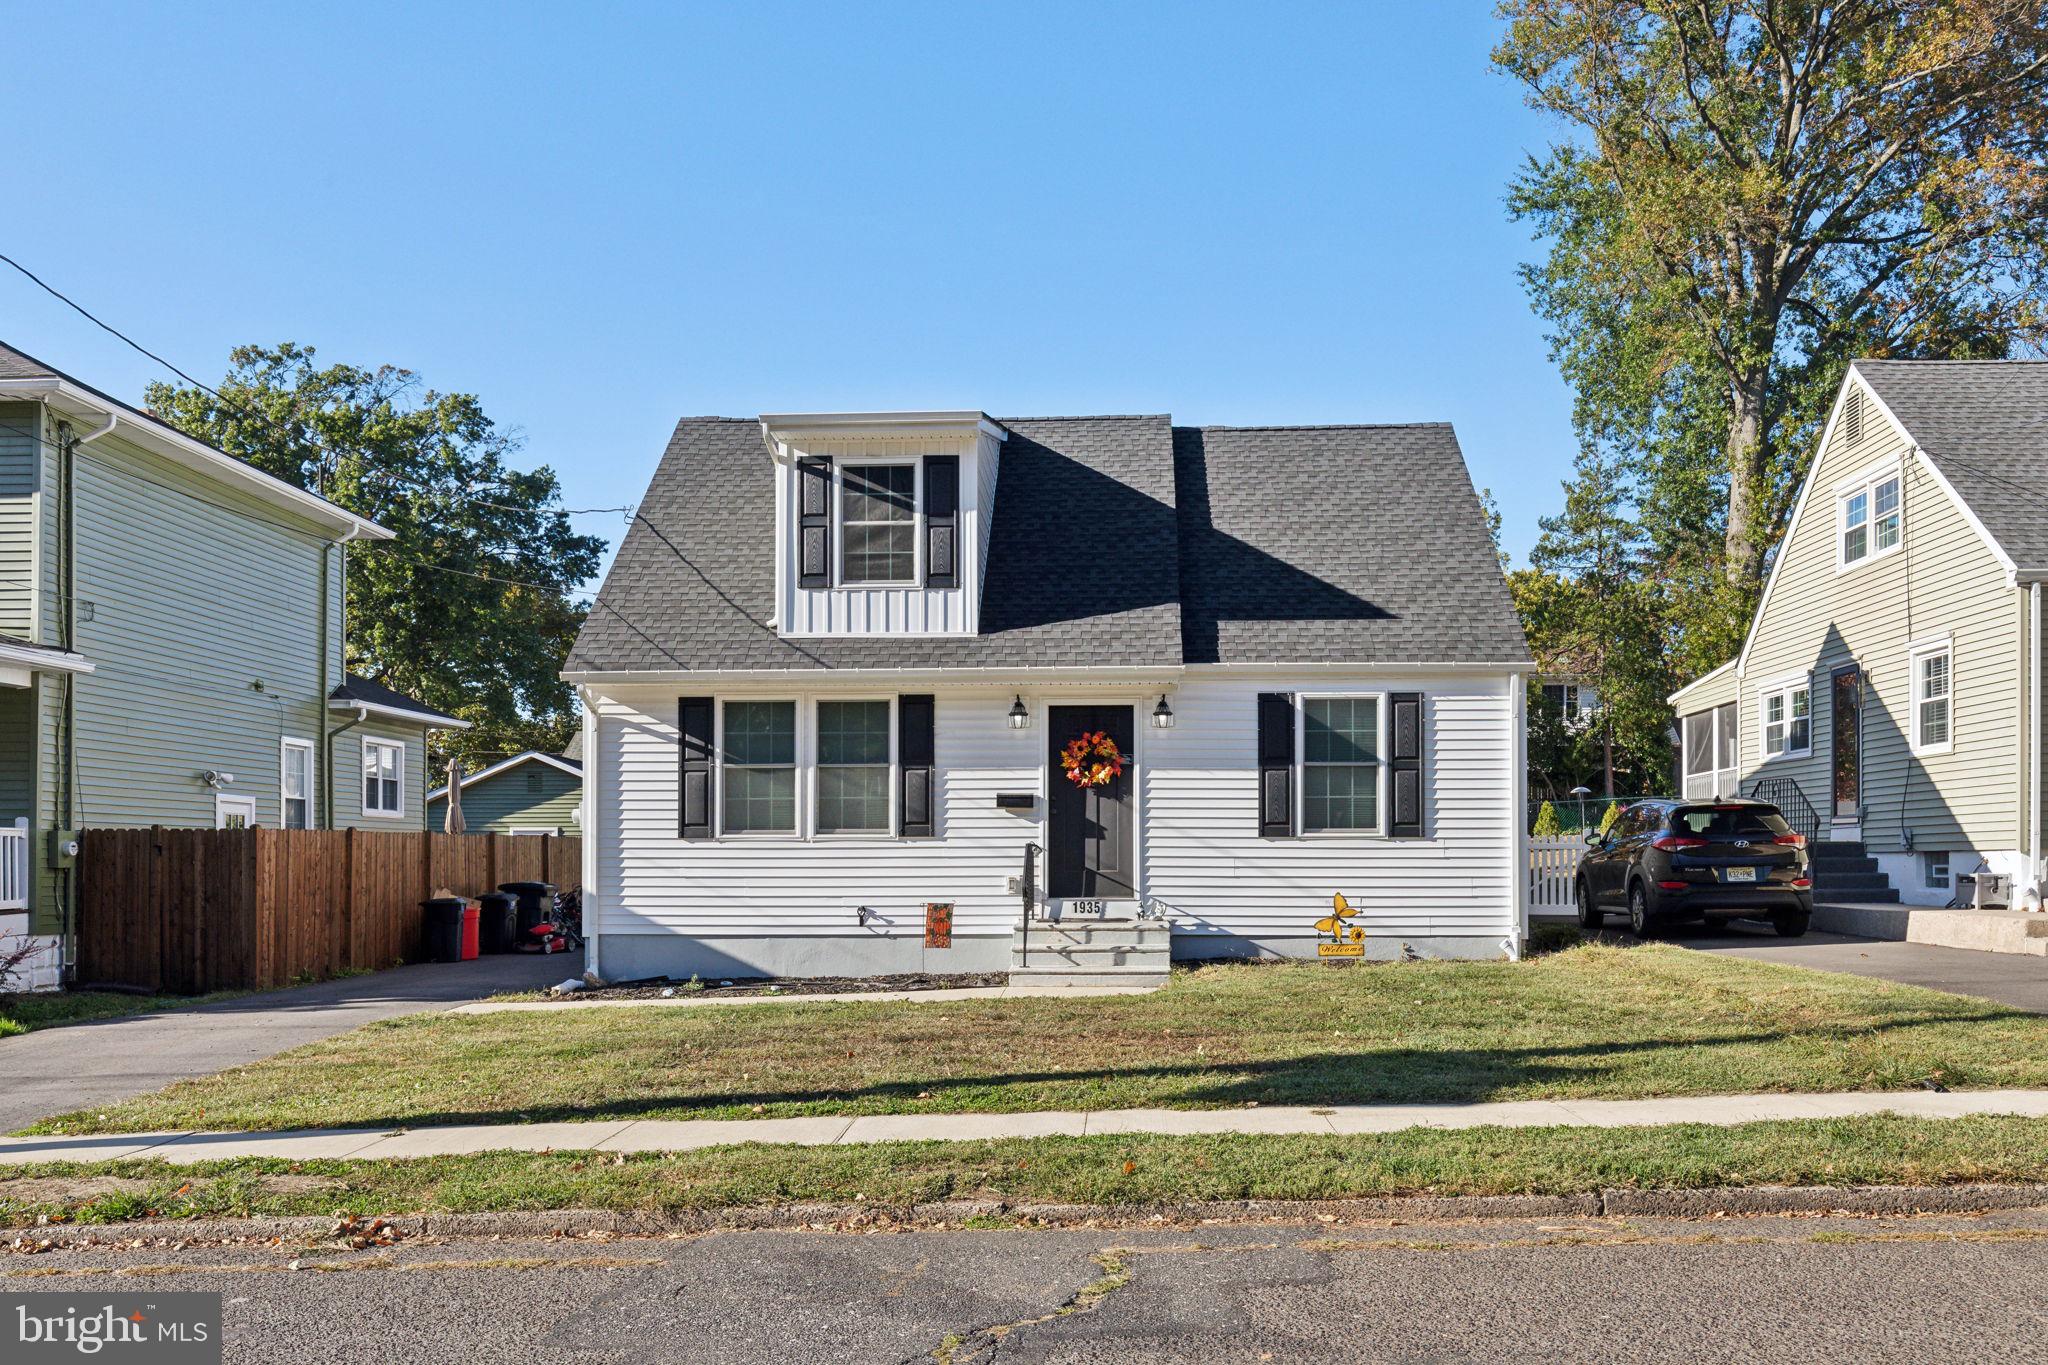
[1843,388,1863,445]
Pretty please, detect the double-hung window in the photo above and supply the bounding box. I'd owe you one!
[362,739,404,818]
[1300,696,1383,833]
[839,463,917,584]
[816,700,892,834]
[1911,642,1953,754]
[1759,682,1810,759]
[280,738,315,829]
[1839,469,1902,568]
[721,700,798,833]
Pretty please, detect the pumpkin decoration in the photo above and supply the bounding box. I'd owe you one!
[1059,730,1125,788]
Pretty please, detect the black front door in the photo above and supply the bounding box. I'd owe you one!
[1046,705,1136,900]
[1830,665,1861,820]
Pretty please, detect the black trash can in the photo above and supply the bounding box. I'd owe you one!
[499,881,556,941]
[477,891,518,955]
[421,896,469,965]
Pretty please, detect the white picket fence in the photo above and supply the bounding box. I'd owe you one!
[1527,834,1586,913]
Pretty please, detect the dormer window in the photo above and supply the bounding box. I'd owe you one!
[840,463,917,585]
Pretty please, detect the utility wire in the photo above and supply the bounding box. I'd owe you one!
[0,251,634,518]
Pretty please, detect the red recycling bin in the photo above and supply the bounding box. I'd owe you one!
[460,902,480,961]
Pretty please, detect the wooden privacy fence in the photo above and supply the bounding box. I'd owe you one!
[1527,833,1586,913]
[77,828,582,994]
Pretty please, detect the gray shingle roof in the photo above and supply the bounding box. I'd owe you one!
[1855,360,2048,573]
[330,673,464,725]
[567,414,1529,674]
[1175,425,1532,664]
[0,342,56,381]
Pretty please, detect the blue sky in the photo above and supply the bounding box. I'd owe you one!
[1,2,1575,574]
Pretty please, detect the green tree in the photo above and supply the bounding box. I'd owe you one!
[147,344,606,779]
[1497,0,2048,612]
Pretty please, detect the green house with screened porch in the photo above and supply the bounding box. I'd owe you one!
[0,340,468,990]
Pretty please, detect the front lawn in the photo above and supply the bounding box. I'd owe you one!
[28,944,2048,1136]
[7,1115,2048,1225]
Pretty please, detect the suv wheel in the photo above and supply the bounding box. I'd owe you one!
[1576,876,1604,929]
[1628,882,1659,939]
[1773,908,1811,938]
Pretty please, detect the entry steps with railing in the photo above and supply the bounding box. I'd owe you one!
[1009,917,1170,989]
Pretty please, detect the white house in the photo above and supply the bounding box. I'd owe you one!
[565,412,1533,983]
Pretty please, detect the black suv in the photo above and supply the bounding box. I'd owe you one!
[1576,798,1812,938]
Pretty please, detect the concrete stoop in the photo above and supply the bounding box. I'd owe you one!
[1812,901,2048,956]
[1009,918,1170,989]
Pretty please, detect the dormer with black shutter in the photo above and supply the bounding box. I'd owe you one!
[759,412,1006,637]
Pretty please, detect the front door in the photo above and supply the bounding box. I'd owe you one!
[1046,705,1137,903]
[1830,665,1862,820]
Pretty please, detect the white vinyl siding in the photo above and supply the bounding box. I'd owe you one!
[585,671,1517,950]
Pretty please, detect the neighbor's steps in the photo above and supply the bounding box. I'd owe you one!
[1009,917,1170,988]
[1809,840,1902,905]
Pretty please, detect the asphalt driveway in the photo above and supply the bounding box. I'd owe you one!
[0,953,568,1131]
[1668,919,2048,1013]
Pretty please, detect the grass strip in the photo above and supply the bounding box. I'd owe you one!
[7,1115,2048,1227]
[30,945,2048,1136]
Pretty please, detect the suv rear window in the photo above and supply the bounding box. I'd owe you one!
[1672,805,1791,838]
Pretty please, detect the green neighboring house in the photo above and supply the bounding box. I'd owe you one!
[428,734,582,835]
[0,339,468,990]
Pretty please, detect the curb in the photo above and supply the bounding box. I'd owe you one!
[10,1184,2048,1248]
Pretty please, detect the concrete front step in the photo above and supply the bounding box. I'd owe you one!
[1810,855,1880,875]
[1812,902,2048,955]
[1814,872,1896,894]
[1005,967,1171,989]
[1011,944,1171,970]
[1813,840,1867,857]
[1018,919,1172,948]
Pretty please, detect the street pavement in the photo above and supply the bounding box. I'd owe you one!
[9,1210,2048,1362]
[1667,918,2048,1012]
[0,954,566,1131]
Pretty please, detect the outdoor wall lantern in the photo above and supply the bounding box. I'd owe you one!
[1007,695,1031,729]
[1151,694,1176,729]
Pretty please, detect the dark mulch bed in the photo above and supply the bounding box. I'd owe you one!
[514,971,1011,1003]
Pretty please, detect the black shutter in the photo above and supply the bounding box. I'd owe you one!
[797,457,832,588]
[1389,691,1424,838]
[1257,692,1295,838]
[679,696,714,840]
[923,455,959,588]
[899,694,936,838]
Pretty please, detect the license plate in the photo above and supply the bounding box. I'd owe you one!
[1723,866,1758,883]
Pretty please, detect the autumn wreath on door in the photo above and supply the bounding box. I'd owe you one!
[1060,730,1125,788]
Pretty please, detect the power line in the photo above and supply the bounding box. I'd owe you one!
[0,252,633,518]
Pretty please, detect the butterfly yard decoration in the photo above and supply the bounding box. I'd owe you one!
[1315,891,1366,958]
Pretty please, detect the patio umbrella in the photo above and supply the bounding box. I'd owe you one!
[442,758,466,834]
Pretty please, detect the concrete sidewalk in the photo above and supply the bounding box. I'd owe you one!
[9,1087,2048,1166]
[0,954,569,1132]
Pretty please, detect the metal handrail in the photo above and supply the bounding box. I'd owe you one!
[1745,775,1826,845]
[1019,842,1042,967]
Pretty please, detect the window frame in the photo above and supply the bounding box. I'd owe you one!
[1923,851,1951,890]
[1836,465,1904,572]
[1295,691,1389,838]
[360,738,406,820]
[1756,679,1811,761]
[834,458,922,588]
[716,698,802,838]
[279,737,316,830]
[811,695,898,838]
[1910,639,1955,756]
